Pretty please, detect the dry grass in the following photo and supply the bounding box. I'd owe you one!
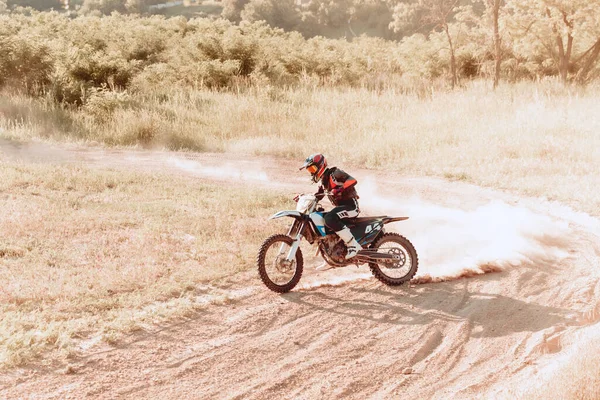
[0,161,287,367]
[3,80,600,214]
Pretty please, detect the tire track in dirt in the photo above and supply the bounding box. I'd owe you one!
[2,143,600,399]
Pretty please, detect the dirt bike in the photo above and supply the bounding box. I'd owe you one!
[257,193,419,293]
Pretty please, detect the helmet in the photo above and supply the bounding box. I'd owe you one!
[300,154,327,183]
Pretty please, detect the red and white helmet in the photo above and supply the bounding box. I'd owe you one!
[300,154,327,183]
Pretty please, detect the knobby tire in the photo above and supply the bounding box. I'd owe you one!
[369,233,418,286]
[257,234,304,293]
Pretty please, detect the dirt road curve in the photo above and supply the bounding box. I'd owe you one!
[1,143,600,399]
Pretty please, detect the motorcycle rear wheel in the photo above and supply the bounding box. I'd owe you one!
[257,234,304,293]
[368,233,418,286]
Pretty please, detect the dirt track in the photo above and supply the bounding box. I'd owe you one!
[1,143,600,399]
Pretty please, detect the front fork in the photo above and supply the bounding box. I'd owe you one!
[280,220,305,262]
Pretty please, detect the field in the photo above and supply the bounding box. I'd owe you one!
[1,81,600,398]
[0,158,291,367]
[3,80,600,214]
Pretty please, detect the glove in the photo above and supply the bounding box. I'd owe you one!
[314,186,326,201]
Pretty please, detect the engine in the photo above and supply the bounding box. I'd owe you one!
[320,235,348,264]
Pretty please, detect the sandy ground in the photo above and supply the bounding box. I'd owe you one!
[1,141,599,399]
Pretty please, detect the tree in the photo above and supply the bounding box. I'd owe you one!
[79,0,130,15]
[222,0,251,23]
[486,0,503,88]
[308,0,354,29]
[7,0,63,10]
[241,0,301,32]
[124,0,145,13]
[506,0,600,84]
[391,0,463,88]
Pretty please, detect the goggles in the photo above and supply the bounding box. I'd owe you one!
[306,164,318,174]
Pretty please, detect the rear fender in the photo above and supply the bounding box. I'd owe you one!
[367,217,409,247]
[383,217,409,224]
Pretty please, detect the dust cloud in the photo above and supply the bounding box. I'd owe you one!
[0,137,72,163]
[359,178,572,283]
[166,157,269,182]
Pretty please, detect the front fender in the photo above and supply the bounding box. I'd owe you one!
[269,210,304,220]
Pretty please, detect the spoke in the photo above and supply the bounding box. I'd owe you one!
[265,240,297,285]
[376,241,411,278]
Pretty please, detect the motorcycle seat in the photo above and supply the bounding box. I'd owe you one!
[348,216,387,224]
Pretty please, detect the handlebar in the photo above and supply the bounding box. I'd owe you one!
[293,192,331,203]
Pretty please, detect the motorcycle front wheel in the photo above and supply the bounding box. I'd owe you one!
[257,234,304,293]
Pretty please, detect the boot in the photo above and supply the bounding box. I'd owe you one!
[336,226,363,259]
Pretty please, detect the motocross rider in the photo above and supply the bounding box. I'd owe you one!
[300,154,362,259]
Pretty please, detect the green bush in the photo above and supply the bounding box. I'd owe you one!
[81,87,133,123]
[0,35,53,94]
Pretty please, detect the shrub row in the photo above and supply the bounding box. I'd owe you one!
[0,13,408,102]
[1,11,597,107]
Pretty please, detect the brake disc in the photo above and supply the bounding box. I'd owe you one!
[275,255,295,273]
